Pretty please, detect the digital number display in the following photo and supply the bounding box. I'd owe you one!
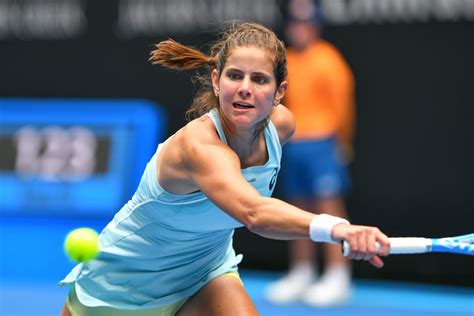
[0,126,110,179]
[0,99,166,216]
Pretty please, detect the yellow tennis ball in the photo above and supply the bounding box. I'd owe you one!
[64,227,100,262]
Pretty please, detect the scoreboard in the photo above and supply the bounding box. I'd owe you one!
[0,98,166,216]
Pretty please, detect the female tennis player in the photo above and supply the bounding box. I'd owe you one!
[60,22,390,316]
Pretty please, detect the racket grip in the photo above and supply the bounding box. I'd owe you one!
[342,237,432,256]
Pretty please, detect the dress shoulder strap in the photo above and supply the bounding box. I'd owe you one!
[205,108,228,145]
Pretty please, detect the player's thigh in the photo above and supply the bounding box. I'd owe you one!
[60,302,72,316]
[177,274,258,316]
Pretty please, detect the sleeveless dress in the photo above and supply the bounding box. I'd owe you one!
[59,109,282,309]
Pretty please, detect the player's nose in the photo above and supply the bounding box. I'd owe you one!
[238,77,252,98]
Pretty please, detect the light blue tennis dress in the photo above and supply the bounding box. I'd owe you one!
[59,109,282,310]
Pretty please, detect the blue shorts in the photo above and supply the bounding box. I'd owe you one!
[280,137,350,200]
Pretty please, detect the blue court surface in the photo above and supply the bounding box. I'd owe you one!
[1,270,472,316]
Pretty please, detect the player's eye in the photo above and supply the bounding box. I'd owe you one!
[253,75,268,85]
[228,73,242,80]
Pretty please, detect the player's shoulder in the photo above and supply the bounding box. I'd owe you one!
[173,113,240,171]
[173,114,228,160]
[270,104,295,145]
[176,114,220,145]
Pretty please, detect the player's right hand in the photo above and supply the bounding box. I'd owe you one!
[331,224,390,268]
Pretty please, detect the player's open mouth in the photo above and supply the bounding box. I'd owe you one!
[233,102,255,109]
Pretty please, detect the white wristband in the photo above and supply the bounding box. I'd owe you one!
[309,214,350,243]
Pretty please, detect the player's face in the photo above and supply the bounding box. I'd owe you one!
[211,46,286,131]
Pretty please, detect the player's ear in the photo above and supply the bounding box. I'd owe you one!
[211,69,220,97]
[274,81,288,105]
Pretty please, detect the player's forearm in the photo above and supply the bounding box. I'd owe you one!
[244,196,315,240]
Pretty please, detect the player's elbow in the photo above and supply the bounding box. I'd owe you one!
[230,197,269,234]
[242,207,269,235]
[242,208,261,233]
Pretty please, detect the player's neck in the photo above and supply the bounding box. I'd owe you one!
[226,131,266,168]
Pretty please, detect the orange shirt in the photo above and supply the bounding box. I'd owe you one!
[285,40,355,146]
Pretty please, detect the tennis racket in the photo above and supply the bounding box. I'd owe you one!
[342,233,474,256]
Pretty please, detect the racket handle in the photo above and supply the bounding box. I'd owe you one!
[342,237,432,256]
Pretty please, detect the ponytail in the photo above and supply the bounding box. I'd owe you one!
[149,39,216,70]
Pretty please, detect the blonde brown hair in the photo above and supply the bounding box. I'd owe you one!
[149,21,287,121]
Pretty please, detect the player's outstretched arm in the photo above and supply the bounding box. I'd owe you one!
[168,116,389,268]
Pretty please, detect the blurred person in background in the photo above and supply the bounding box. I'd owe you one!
[266,0,356,307]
